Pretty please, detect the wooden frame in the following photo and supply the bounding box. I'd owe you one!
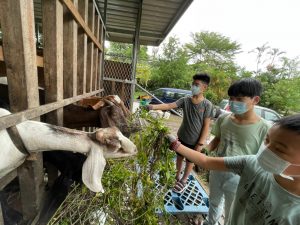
[0,0,106,222]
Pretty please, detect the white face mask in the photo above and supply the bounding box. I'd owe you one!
[257,147,300,180]
[191,85,201,95]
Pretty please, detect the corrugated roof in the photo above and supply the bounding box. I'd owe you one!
[96,0,193,46]
[33,0,193,46]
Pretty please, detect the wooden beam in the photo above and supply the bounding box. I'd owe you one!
[63,0,78,98]
[0,202,4,225]
[0,46,44,67]
[0,89,103,130]
[93,15,100,91]
[86,1,95,93]
[59,0,103,51]
[43,0,64,126]
[0,0,40,112]
[77,0,88,95]
[0,169,17,190]
[0,0,42,221]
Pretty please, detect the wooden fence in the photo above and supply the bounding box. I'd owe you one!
[0,0,105,222]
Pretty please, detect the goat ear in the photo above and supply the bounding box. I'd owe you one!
[82,146,106,193]
[95,128,121,149]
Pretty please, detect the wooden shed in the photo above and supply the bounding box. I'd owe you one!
[0,0,193,223]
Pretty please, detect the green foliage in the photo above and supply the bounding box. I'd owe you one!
[185,31,241,68]
[248,44,300,114]
[148,36,193,90]
[106,42,149,62]
[136,64,151,87]
[49,111,180,225]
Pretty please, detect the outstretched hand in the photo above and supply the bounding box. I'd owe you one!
[165,134,181,151]
[141,104,154,111]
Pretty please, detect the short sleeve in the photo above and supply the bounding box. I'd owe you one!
[224,156,249,175]
[212,113,228,137]
[175,97,185,108]
[203,100,213,118]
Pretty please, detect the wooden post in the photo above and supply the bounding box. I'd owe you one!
[43,0,64,126]
[111,81,116,95]
[0,201,4,225]
[86,1,95,93]
[63,0,78,98]
[0,0,43,221]
[93,15,100,91]
[98,24,105,92]
[77,0,88,94]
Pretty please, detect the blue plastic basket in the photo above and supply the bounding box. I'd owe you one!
[156,174,209,215]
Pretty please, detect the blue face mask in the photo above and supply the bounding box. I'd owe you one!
[191,85,201,95]
[229,101,248,115]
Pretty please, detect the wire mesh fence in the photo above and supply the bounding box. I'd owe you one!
[102,55,134,109]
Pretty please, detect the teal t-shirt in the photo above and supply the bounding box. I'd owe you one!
[176,97,213,146]
[224,155,300,225]
[213,114,271,157]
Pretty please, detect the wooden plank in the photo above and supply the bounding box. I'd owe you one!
[0,0,42,221]
[111,81,116,94]
[0,0,40,112]
[93,16,100,91]
[59,0,103,51]
[86,1,95,92]
[0,201,4,225]
[43,0,64,126]
[0,169,17,190]
[0,46,3,61]
[98,24,105,92]
[0,89,103,130]
[77,0,88,95]
[0,45,44,68]
[17,153,44,220]
[63,0,78,98]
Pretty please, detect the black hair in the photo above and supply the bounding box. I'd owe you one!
[275,114,300,135]
[228,78,262,97]
[193,73,210,85]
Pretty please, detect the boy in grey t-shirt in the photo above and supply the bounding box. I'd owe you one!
[167,114,300,225]
[147,73,213,193]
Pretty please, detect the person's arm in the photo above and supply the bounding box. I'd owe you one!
[206,136,220,151]
[175,143,227,171]
[195,117,211,151]
[150,102,177,111]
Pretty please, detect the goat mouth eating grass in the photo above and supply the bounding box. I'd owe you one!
[0,108,137,193]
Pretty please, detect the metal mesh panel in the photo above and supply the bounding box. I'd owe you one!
[102,58,133,109]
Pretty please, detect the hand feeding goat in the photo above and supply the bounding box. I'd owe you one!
[0,108,137,193]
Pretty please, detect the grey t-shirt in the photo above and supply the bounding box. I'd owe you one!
[224,155,300,225]
[175,97,213,146]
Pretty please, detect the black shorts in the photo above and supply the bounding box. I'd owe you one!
[176,139,196,163]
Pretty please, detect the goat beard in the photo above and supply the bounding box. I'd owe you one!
[82,145,106,193]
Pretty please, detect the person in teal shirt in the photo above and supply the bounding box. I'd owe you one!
[206,78,270,225]
[167,113,300,225]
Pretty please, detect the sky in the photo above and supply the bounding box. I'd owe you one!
[164,0,300,71]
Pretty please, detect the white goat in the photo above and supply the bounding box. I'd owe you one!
[0,108,137,193]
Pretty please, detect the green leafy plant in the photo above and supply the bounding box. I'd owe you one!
[48,110,180,225]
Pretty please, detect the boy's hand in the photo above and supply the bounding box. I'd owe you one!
[141,104,154,111]
[165,134,181,151]
[195,145,203,152]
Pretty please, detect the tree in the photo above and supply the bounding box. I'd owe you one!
[185,31,241,104]
[148,36,192,90]
[185,31,241,68]
[106,42,149,62]
[250,44,300,114]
